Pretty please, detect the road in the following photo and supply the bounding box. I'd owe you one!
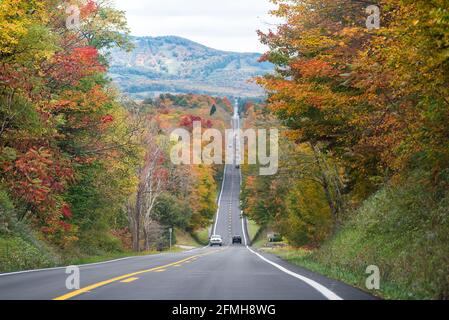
[0,106,374,300]
[0,165,373,300]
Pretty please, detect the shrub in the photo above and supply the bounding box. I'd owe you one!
[312,174,449,299]
[76,230,123,256]
[0,187,16,235]
[0,236,57,273]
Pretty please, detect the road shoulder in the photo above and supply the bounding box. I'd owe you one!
[251,247,378,300]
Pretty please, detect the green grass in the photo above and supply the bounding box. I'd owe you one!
[251,228,269,248]
[263,176,449,300]
[192,227,211,246]
[246,219,261,243]
[0,235,59,273]
[175,228,201,248]
[262,247,371,296]
[263,246,414,300]
[0,233,187,273]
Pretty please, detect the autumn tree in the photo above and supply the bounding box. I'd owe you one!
[255,0,449,242]
[0,0,136,249]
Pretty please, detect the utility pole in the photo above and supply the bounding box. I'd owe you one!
[169,227,173,251]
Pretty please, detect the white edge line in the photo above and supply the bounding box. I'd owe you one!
[5,124,229,277]
[3,116,234,277]
[236,110,341,301]
[0,256,134,277]
[241,216,248,246]
[0,245,211,278]
[246,246,343,300]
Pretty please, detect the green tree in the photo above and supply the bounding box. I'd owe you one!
[210,104,217,116]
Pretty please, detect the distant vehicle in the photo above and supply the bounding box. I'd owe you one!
[210,235,223,247]
[232,235,242,245]
[235,164,240,169]
[267,233,283,243]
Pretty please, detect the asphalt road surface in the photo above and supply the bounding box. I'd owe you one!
[0,165,374,300]
[0,107,374,300]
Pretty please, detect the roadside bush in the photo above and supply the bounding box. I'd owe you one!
[0,186,62,272]
[76,230,123,256]
[280,181,332,246]
[0,236,57,273]
[312,173,449,299]
[0,186,16,235]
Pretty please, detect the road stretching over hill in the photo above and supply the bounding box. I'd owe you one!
[0,104,374,300]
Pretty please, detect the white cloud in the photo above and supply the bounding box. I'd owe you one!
[112,0,281,53]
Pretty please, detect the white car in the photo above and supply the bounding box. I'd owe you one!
[209,235,223,247]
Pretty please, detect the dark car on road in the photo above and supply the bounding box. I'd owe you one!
[232,235,242,245]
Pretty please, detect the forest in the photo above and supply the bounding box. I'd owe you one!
[0,0,448,300]
[240,0,449,299]
[0,0,228,270]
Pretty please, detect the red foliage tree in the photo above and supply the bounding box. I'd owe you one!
[179,115,213,131]
[48,47,105,87]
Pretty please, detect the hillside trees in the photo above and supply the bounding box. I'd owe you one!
[256,0,378,199]
[241,130,335,245]
[254,0,449,245]
[0,0,137,251]
[124,98,223,251]
[126,119,169,251]
[176,112,218,230]
[257,0,449,204]
[189,165,217,229]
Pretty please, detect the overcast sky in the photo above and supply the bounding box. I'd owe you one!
[113,0,280,53]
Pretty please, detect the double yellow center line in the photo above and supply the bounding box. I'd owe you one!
[54,248,223,300]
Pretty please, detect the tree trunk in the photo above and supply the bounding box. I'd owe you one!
[132,216,139,252]
[133,188,143,252]
[143,227,149,251]
[311,143,339,232]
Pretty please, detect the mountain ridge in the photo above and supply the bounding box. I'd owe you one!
[136,35,264,55]
[108,35,272,99]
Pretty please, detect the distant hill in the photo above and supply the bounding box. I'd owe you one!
[107,36,273,99]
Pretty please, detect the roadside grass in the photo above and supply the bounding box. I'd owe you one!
[260,175,449,300]
[246,219,261,243]
[251,238,266,248]
[175,228,201,248]
[0,235,59,273]
[251,229,269,248]
[1,185,202,273]
[0,232,187,273]
[192,227,211,246]
[262,246,414,300]
[67,247,184,266]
